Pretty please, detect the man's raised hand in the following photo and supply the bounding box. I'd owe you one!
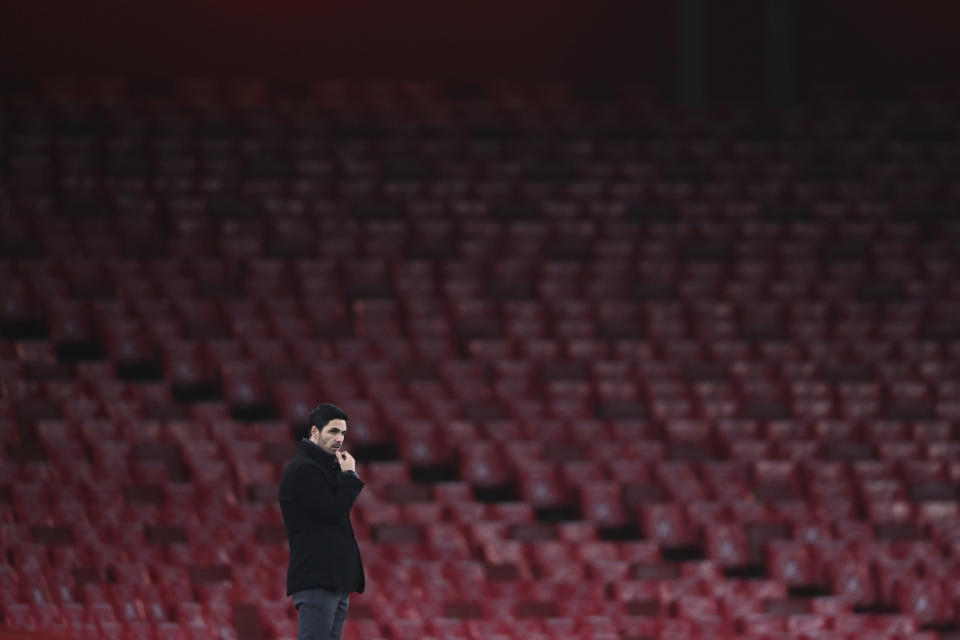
[336,450,356,473]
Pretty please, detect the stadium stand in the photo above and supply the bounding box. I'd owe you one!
[2,77,960,639]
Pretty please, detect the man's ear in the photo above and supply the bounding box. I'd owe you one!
[310,425,319,439]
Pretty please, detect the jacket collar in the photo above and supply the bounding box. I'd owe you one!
[300,438,339,469]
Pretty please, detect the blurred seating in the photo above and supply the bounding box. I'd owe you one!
[3,78,960,640]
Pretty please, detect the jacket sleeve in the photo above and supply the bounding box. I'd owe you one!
[292,463,364,524]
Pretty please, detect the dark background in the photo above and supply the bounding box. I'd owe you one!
[1,0,959,100]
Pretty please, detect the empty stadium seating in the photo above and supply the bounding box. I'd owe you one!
[2,77,960,640]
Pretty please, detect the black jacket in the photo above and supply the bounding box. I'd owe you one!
[279,439,365,595]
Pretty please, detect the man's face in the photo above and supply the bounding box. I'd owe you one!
[312,419,347,455]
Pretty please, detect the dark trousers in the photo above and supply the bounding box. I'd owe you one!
[291,588,350,640]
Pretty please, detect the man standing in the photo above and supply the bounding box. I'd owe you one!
[279,403,365,640]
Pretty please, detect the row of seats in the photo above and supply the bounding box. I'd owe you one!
[10,302,960,346]
[11,411,960,453]
[6,457,960,519]
[9,355,960,405]
[0,561,953,639]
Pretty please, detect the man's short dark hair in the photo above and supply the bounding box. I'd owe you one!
[309,403,349,431]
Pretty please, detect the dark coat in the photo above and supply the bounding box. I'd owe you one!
[279,439,365,595]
